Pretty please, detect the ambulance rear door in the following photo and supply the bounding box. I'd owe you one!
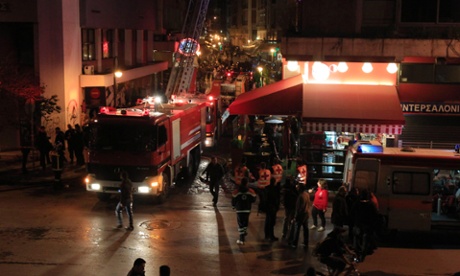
[387,167,433,231]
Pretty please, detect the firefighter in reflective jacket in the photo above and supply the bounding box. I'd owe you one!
[234,158,253,185]
[296,159,307,186]
[257,162,271,189]
[271,159,283,186]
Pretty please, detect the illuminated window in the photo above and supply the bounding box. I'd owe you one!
[82,29,95,61]
[102,29,114,59]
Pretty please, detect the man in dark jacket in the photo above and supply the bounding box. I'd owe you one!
[232,177,257,245]
[116,170,134,230]
[282,176,298,239]
[264,177,281,241]
[203,156,225,206]
[289,184,312,248]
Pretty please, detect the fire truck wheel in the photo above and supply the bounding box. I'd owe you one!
[97,192,111,202]
[157,173,170,204]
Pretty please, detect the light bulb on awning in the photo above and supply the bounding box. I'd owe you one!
[386,63,398,74]
[362,62,373,73]
[337,62,348,73]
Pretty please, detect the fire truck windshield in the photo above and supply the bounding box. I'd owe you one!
[89,124,157,152]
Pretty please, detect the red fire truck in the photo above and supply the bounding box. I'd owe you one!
[85,99,207,202]
[85,0,211,202]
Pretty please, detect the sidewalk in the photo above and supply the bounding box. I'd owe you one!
[0,150,85,188]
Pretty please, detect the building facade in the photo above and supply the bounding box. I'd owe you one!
[279,0,460,147]
[0,0,188,150]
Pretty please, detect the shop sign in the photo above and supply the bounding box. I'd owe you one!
[401,102,460,114]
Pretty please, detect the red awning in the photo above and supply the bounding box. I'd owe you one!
[227,74,303,115]
[228,75,405,134]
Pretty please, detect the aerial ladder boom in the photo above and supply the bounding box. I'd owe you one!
[165,0,210,99]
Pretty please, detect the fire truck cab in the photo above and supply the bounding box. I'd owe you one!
[85,101,206,203]
[343,142,460,231]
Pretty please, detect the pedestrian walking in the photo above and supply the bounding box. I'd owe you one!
[127,258,146,276]
[289,184,312,249]
[116,170,134,230]
[64,124,75,164]
[203,156,225,206]
[281,176,298,239]
[309,178,329,232]
[331,186,348,228]
[73,124,86,166]
[232,177,257,245]
[35,126,52,171]
[264,177,281,241]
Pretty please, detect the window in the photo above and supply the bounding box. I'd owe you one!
[82,29,95,61]
[102,29,114,59]
[354,170,378,193]
[399,64,435,83]
[401,0,460,23]
[158,125,167,147]
[392,171,430,195]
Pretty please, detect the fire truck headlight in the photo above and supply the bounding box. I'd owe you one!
[90,183,101,190]
[205,138,212,146]
[150,181,159,187]
[138,186,150,193]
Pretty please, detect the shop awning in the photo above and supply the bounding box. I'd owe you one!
[228,74,405,134]
[227,75,303,115]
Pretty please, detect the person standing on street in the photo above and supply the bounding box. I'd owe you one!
[232,177,257,245]
[64,124,75,164]
[54,127,67,162]
[116,170,134,230]
[264,177,281,241]
[127,258,146,276]
[309,178,329,232]
[331,186,348,229]
[281,176,298,239]
[271,158,284,186]
[257,162,271,189]
[289,184,312,249]
[73,124,86,166]
[36,126,52,171]
[234,157,253,186]
[203,156,225,206]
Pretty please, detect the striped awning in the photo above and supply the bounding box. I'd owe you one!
[304,122,403,135]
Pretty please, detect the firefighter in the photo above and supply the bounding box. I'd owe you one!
[234,157,254,186]
[271,158,284,186]
[257,162,271,189]
[296,158,307,187]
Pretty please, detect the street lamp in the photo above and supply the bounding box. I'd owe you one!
[270,48,275,62]
[257,66,263,87]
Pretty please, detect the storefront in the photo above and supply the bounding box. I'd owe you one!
[227,62,405,189]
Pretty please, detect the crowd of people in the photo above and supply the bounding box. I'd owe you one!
[34,124,87,172]
[226,157,383,275]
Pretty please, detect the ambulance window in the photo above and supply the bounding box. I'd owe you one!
[158,125,167,146]
[392,171,430,195]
